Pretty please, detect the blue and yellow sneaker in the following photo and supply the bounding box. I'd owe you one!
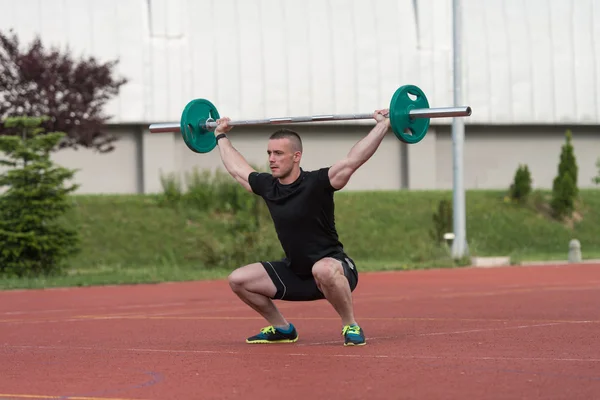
[342,324,366,346]
[246,324,299,344]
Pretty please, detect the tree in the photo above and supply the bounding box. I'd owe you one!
[553,129,578,194]
[550,172,576,220]
[0,116,81,277]
[551,130,578,219]
[0,29,128,153]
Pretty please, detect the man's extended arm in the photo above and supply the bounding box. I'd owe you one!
[328,109,391,190]
[214,117,255,193]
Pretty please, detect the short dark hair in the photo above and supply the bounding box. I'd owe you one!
[269,129,303,152]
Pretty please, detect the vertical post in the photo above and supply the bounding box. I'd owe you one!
[451,0,468,259]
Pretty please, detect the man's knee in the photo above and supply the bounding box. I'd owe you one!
[228,268,246,293]
[228,264,258,292]
[312,258,343,286]
[228,263,277,298]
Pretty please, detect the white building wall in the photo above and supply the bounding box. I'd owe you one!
[434,127,599,190]
[25,123,594,195]
[1,1,599,195]
[1,0,598,127]
[51,129,140,194]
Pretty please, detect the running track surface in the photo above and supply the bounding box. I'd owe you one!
[1,263,599,400]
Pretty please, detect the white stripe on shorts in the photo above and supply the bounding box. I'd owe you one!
[266,261,287,300]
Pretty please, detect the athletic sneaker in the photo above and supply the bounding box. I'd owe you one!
[342,324,366,346]
[246,324,299,344]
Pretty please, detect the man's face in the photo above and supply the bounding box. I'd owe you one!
[267,138,300,178]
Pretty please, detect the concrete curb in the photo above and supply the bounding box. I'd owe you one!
[470,257,511,268]
[518,259,600,266]
[470,256,600,268]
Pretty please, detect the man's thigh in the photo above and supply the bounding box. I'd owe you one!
[229,262,277,298]
[261,260,325,301]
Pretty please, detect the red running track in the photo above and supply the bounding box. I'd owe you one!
[1,263,600,400]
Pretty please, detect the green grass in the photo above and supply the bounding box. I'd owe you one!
[2,189,600,290]
[0,265,232,290]
[335,189,600,264]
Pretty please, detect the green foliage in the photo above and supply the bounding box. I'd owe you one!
[157,167,281,269]
[430,198,453,244]
[159,168,258,214]
[0,29,127,153]
[550,172,576,220]
[555,129,579,193]
[0,116,81,277]
[5,189,600,289]
[551,129,579,219]
[509,164,532,202]
[593,158,600,185]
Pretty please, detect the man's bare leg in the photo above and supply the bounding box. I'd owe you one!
[311,258,356,326]
[312,257,365,345]
[228,263,289,329]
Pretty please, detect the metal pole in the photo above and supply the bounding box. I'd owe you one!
[148,106,472,134]
[451,0,468,259]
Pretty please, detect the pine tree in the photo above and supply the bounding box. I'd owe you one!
[551,129,579,219]
[0,116,81,277]
[550,172,576,219]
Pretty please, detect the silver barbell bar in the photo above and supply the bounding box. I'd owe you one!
[149,106,472,134]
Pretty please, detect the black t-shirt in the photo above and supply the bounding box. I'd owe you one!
[248,167,345,277]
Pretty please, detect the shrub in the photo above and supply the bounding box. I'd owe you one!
[551,129,578,219]
[509,164,532,203]
[430,199,453,245]
[0,116,81,277]
[158,167,281,268]
[593,158,600,185]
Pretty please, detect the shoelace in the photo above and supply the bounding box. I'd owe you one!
[260,326,276,335]
[342,325,361,336]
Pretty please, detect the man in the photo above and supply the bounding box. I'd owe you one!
[213,109,391,346]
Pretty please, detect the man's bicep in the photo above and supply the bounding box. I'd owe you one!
[326,160,354,191]
[235,175,253,193]
[236,165,256,193]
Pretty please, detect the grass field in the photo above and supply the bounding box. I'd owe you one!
[1,186,599,290]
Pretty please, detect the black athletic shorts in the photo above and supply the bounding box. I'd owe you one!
[261,254,359,301]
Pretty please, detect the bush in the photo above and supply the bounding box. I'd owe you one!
[509,164,532,202]
[551,129,578,219]
[158,167,281,268]
[158,168,261,215]
[593,158,600,185]
[430,198,453,245]
[0,116,81,277]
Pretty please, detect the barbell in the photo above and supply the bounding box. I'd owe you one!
[149,84,472,153]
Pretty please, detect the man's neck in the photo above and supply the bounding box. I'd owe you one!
[278,167,301,185]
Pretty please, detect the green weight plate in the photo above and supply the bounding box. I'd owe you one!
[180,99,220,153]
[389,85,430,144]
